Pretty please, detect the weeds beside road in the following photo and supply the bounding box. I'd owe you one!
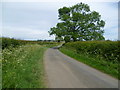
[2,44,47,88]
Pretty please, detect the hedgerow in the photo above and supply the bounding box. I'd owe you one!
[2,38,25,49]
[63,41,119,63]
[1,37,59,49]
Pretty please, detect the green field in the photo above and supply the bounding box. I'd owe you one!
[59,41,119,79]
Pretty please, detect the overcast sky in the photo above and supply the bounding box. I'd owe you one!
[1,0,119,40]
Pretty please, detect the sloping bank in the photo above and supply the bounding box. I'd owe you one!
[59,41,119,79]
[2,44,47,88]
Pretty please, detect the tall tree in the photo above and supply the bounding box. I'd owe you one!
[48,2,105,42]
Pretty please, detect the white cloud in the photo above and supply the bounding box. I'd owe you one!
[2,26,55,40]
[104,27,118,40]
[2,0,119,2]
[0,2,2,37]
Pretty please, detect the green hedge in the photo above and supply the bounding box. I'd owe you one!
[63,41,119,63]
[1,37,59,49]
[2,38,23,49]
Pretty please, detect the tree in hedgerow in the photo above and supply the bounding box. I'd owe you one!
[48,2,105,42]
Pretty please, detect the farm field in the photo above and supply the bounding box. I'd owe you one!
[59,41,119,79]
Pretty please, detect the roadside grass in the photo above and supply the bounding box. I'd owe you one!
[2,44,47,88]
[59,47,119,79]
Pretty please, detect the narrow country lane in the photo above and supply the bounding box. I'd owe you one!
[44,48,118,88]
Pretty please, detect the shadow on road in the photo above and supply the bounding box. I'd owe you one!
[52,47,59,49]
[52,42,65,49]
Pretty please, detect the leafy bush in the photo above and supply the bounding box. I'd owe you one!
[63,41,119,63]
[2,38,24,49]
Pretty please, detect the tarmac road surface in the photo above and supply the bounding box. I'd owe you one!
[44,48,118,88]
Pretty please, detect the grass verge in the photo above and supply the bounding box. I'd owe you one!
[59,47,119,79]
[2,44,47,88]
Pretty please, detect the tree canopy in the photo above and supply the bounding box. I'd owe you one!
[48,2,105,42]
